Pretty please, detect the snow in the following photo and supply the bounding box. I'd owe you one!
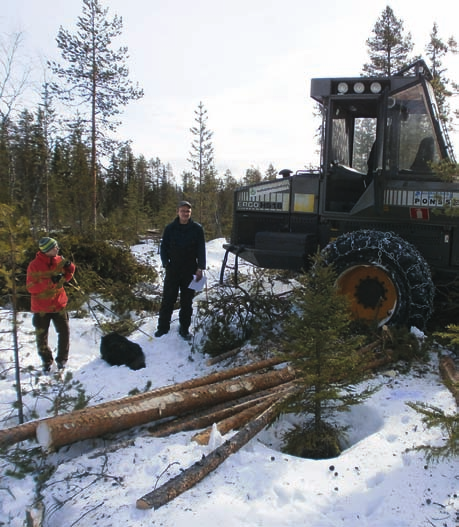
[1,238,458,527]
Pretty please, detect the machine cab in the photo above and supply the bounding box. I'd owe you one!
[311,60,454,215]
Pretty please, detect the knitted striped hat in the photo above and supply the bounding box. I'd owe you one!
[39,237,58,253]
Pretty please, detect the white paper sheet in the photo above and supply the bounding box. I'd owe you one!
[188,274,207,292]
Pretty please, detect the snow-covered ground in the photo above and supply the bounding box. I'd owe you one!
[0,238,458,527]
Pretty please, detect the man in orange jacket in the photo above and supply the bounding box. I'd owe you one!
[26,237,76,372]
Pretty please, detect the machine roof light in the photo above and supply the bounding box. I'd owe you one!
[353,82,365,94]
[337,82,349,94]
[370,82,382,94]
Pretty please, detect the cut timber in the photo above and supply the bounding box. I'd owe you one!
[136,392,290,510]
[0,357,283,449]
[439,356,459,405]
[148,383,294,438]
[36,366,295,450]
[75,356,284,413]
[191,389,289,445]
[439,356,459,383]
[0,421,42,449]
[206,347,242,366]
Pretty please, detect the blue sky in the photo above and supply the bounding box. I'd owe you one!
[2,0,459,179]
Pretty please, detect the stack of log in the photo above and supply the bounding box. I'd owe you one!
[0,357,297,511]
[35,358,295,451]
[0,357,292,451]
[1,345,455,515]
[0,344,415,511]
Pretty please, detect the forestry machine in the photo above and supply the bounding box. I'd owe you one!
[221,60,459,329]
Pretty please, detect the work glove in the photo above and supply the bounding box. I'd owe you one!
[51,273,64,284]
[63,260,72,268]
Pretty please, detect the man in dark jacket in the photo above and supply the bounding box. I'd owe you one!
[155,201,206,340]
[26,237,76,372]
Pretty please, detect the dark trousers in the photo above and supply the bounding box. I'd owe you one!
[157,268,195,332]
[32,311,70,366]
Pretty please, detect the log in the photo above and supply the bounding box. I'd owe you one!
[72,356,285,415]
[191,390,286,445]
[36,366,295,450]
[439,356,459,405]
[363,350,394,372]
[2,345,393,451]
[195,348,392,447]
[0,357,283,449]
[439,356,459,384]
[148,382,295,438]
[0,421,41,450]
[197,348,392,447]
[206,347,242,366]
[136,391,291,510]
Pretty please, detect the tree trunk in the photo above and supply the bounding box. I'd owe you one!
[136,392,291,510]
[36,366,295,450]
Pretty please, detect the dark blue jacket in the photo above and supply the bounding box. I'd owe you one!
[160,217,206,272]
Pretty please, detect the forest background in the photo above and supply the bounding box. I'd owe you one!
[1,1,458,246]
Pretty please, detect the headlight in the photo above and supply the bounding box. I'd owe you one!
[370,82,382,94]
[337,82,349,94]
[353,82,365,94]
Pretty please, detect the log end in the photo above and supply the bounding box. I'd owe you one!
[136,498,152,510]
[36,422,52,450]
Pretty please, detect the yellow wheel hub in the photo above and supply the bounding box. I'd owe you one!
[336,264,398,325]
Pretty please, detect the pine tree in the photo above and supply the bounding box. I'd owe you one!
[218,169,238,238]
[264,163,278,181]
[64,118,92,233]
[0,204,31,424]
[406,402,459,461]
[48,138,72,228]
[425,23,457,125]
[12,109,35,213]
[12,108,49,228]
[280,252,375,458]
[135,154,149,208]
[181,170,196,198]
[363,5,414,77]
[37,82,58,232]
[187,101,215,225]
[48,0,143,234]
[0,119,11,204]
[243,166,262,185]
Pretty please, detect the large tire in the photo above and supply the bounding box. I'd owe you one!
[321,230,434,328]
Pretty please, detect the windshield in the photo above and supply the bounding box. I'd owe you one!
[385,84,441,176]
